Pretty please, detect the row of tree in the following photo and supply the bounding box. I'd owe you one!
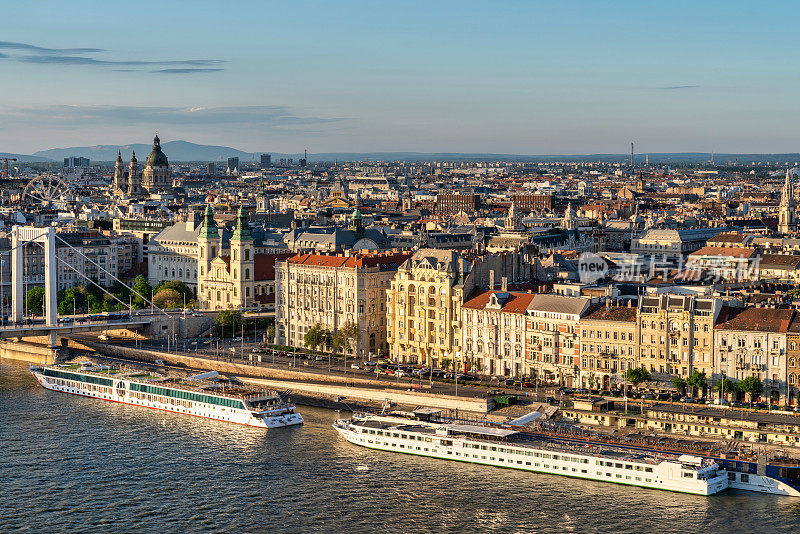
[623,366,765,402]
[24,276,196,316]
[303,322,360,355]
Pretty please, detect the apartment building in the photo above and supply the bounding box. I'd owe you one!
[276,251,410,357]
[460,289,535,377]
[714,307,792,404]
[386,249,476,367]
[525,294,590,387]
[578,302,638,390]
[637,294,721,378]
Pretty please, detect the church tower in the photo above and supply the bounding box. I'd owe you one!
[230,206,255,309]
[563,202,578,231]
[779,169,796,234]
[113,150,126,194]
[127,150,141,195]
[197,205,221,308]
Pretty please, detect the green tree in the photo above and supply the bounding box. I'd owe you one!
[739,376,764,404]
[304,324,324,352]
[441,358,453,370]
[58,286,87,315]
[687,370,708,397]
[714,378,737,400]
[266,325,276,343]
[672,376,687,394]
[87,294,103,313]
[625,366,651,387]
[335,322,360,356]
[214,310,243,338]
[26,286,45,316]
[131,275,152,309]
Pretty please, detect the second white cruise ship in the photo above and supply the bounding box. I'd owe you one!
[334,412,728,495]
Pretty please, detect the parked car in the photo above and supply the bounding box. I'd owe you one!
[350,364,361,370]
[314,356,323,361]
[395,370,407,378]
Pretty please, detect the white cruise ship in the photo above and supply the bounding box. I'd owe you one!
[334,413,728,495]
[31,363,303,429]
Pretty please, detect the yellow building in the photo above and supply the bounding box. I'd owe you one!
[387,249,476,367]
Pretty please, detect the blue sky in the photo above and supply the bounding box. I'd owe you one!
[2,1,799,154]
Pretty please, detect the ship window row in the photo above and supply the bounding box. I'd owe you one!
[129,383,245,410]
[49,378,111,395]
[44,369,113,387]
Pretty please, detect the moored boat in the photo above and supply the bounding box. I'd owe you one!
[31,362,303,428]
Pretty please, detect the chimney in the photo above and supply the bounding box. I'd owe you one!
[501,276,508,292]
[489,270,495,289]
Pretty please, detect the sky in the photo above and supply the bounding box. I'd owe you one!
[1,0,799,155]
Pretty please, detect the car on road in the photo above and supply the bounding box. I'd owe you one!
[350,364,360,370]
[191,312,203,317]
[314,356,323,361]
[395,370,407,378]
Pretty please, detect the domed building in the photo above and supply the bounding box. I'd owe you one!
[142,133,171,192]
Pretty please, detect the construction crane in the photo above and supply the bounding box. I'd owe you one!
[2,158,17,179]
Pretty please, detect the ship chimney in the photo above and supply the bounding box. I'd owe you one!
[489,270,495,290]
[501,276,508,292]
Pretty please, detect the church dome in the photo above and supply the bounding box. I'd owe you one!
[145,133,169,167]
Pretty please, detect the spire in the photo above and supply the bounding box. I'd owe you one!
[131,149,137,162]
[116,150,122,163]
[154,131,160,148]
[199,204,219,239]
[231,206,253,242]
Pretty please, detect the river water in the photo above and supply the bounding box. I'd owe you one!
[2,359,799,533]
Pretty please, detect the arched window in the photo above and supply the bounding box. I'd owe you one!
[246,287,250,297]
[233,249,237,261]
[211,246,216,257]
[178,269,182,278]
[172,268,176,278]
[245,249,250,261]
[194,270,197,279]
[245,268,250,280]
[791,357,797,367]
[233,268,237,280]
[791,374,797,386]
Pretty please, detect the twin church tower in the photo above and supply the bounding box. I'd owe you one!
[112,133,172,195]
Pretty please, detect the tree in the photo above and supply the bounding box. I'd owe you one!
[266,325,276,343]
[131,275,152,309]
[26,286,45,316]
[336,322,360,356]
[714,378,737,400]
[672,376,687,394]
[739,376,763,404]
[58,286,87,315]
[154,280,193,306]
[304,324,328,352]
[215,310,242,338]
[441,358,453,370]
[153,288,183,309]
[687,370,708,397]
[625,366,651,387]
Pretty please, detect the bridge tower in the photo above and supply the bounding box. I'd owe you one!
[11,226,58,346]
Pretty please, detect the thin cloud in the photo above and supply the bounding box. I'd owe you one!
[658,85,700,90]
[19,55,224,67]
[153,68,224,74]
[0,105,351,129]
[3,40,224,72]
[0,40,105,54]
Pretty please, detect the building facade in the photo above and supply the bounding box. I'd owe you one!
[275,251,410,357]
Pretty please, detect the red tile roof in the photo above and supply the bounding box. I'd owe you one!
[715,306,794,332]
[461,290,536,314]
[286,252,411,270]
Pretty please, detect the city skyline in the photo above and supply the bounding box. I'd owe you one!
[2,1,799,154]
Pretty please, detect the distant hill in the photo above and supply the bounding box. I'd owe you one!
[33,141,259,163]
[0,152,52,163]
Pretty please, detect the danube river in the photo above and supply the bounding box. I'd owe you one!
[2,359,799,533]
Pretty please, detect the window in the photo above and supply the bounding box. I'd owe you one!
[245,268,250,280]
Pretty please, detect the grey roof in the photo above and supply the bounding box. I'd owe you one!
[526,294,590,316]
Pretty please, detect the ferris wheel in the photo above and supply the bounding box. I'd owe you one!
[22,175,73,207]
